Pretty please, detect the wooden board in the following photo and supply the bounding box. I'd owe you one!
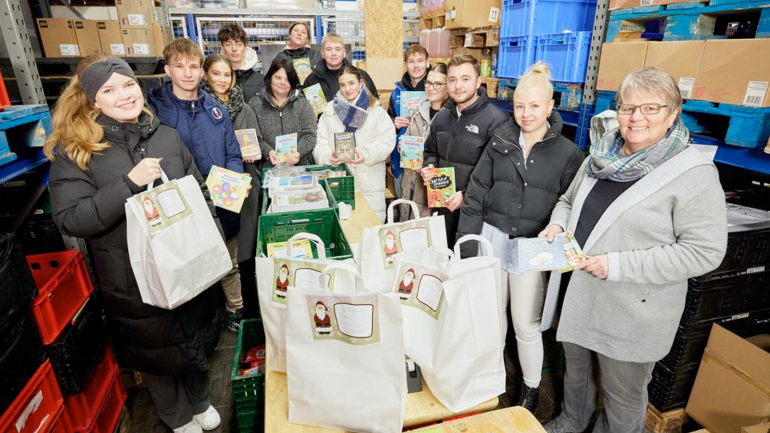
[339,192,382,244]
[645,403,688,433]
[365,0,403,59]
[411,407,546,432]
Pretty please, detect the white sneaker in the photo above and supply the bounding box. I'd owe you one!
[193,406,221,430]
[172,420,202,433]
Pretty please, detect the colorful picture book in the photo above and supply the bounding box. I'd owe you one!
[293,57,312,85]
[303,83,328,115]
[510,237,568,274]
[399,135,425,170]
[400,91,424,118]
[334,132,356,163]
[205,166,252,214]
[275,133,298,163]
[263,174,315,191]
[234,129,261,160]
[266,238,314,260]
[558,232,588,273]
[270,187,329,213]
[426,167,456,208]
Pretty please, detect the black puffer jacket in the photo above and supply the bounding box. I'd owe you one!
[48,113,221,376]
[422,89,509,193]
[458,112,585,255]
[274,47,324,70]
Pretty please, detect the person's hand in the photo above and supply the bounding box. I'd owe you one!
[330,151,343,167]
[268,150,279,166]
[421,165,436,185]
[127,157,163,187]
[286,151,300,166]
[394,117,411,129]
[574,254,609,280]
[243,157,255,164]
[538,224,565,242]
[244,183,253,198]
[446,191,464,212]
[350,149,365,164]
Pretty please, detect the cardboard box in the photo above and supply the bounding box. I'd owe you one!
[596,42,648,91]
[115,0,154,28]
[97,20,125,56]
[644,41,705,99]
[742,423,770,433]
[122,28,157,57]
[72,20,102,57]
[152,23,172,56]
[445,0,502,30]
[693,39,770,107]
[36,18,80,57]
[645,403,688,433]
[451,47,483,62]
[686,325,770,433]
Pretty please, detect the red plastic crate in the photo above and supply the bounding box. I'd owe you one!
[90,373,127,433]
[26,251,94,344]
[0,360,64,433]
[50,405,73,433]
[64,346,119,431]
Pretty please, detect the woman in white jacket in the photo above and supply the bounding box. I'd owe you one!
[314,65,396,221]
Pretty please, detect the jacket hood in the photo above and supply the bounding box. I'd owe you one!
[397,65,432,91]
[97,111,159,149]
[495,109,564,146]
[444,88,492,117]
[239,47,259,70]
[150,83,223,125]
[309,57,351,80]
[417,96,433,125]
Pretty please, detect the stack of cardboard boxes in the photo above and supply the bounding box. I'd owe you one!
[36,0,172,59]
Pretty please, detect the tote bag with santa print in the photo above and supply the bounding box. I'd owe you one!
[286,262,406,433]
[358,199,447,294]
[256,233,356,373]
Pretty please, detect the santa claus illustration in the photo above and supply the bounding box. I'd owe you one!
[314,301,333,335]
[275,264,290,299]
[398,269,416,300]
[384,231,398,263]
[143,197,162,227]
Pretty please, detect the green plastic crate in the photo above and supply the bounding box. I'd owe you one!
[262,164,356,210]
[261,174,337,215]
[256,208,354,260]
[231,319,266,433]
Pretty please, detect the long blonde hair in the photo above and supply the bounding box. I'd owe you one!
[43,53,152,170]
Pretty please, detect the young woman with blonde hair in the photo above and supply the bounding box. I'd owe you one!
[458,62,585,412]
[45,54,222,433]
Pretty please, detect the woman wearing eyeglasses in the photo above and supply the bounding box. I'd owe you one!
[398,63,449,221]
[540,67,727,433]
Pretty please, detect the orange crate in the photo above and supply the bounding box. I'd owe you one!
[26,251,94,344]
[64,345,119,431]
[0,360,64,433]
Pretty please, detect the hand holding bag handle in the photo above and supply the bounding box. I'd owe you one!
[387,199,420,224]
[286,233,327,260]
[146,168,170,192]
[318,262,365,294]
[446,234,495,274]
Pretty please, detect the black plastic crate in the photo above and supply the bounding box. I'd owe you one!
[0,234,38,324]
[712,222,770,274]
[47,296,109,396]
[647,362,699,412]
[0,306,46,415]
[682,269,770,325]
[661,308,770,370]
[16,217,67,256]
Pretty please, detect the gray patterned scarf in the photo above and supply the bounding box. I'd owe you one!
[199,80,244,121]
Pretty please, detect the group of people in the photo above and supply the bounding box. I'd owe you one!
[41,19,728,433]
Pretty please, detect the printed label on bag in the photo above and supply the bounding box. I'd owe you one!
[743,81,768,107]
[127,14,146,26]
[306,294,380,345]
[271,259,332,307]
[133,43,150,55]
[134,180,193,234]
[379,220,432,269]
[59,44,80,56]
[488,7,500,23]
[110,43,125,55]
[394,262,446,320]
[678,77,695,99]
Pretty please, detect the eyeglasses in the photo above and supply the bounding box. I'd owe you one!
[617,103,668,115]
[425,82,446,89]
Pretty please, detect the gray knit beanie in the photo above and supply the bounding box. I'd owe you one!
[80,57,138,104]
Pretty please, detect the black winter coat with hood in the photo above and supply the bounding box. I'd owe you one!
[458,111,585,256]
[48,113,221,376]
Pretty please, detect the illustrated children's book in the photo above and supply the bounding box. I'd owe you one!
[234,129,262,160]
[399,135,425,170]
[558,232,588,273]
[275,133,298,163]
[509,236,568,274]
[293,58,312,85]
[205,166,252,214]
[266,238,314,259]
[426,167,455,208]
[270,187,329,213]
[334,132,356,163]
[400,91,425,118]
[303,83,328,115]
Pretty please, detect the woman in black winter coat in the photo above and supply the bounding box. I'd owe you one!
[458,62,585,415]
[44,55,221,433]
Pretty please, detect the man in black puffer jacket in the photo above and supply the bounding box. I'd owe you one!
[422,55,509,247]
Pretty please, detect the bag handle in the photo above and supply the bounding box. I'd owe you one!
[419,246,454,272]
[146,168,170,192]
[318,262,364,294]
[387,199,419,224]
[286,233,326,259]
[446,234,495,274]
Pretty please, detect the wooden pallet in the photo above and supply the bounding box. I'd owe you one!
[645,403,688,433]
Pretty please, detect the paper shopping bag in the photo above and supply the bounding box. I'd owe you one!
[358,199,447,294]
[255,233,355,373]
[286,263,406,433]
[416,235,505,413]
[125,171,231,309]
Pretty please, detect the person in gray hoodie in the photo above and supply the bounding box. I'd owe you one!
[248,59,317,169]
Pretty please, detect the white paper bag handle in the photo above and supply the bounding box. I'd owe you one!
[286,233,326,259]
[420,246,454,272]
[387,199,419,224]
[318,262,364,294]
[146,168,171,192]
[446,235,495,273]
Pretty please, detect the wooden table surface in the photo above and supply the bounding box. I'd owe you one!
[411,407,546,432]
[264,193,499,432]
